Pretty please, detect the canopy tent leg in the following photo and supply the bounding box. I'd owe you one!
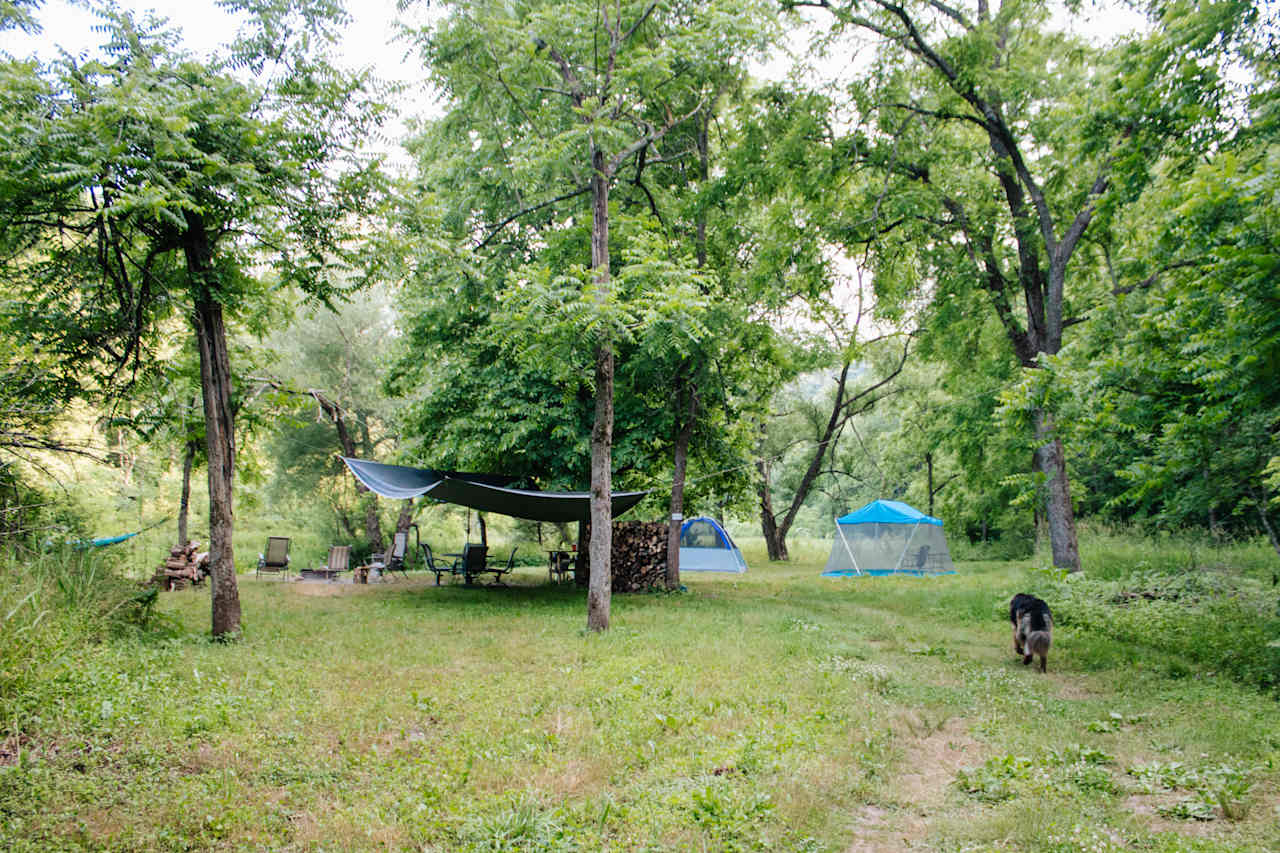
[836,518,861,576]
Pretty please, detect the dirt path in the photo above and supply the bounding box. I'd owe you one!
[844,716,982,852]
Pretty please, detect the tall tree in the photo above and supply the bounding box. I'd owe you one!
[0,1,384,636]
[780,0,1259,569]
[400,0,770,629]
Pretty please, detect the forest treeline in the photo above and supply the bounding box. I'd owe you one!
[0,0,1276,635]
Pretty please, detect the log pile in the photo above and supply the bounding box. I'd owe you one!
[148,542,210,591]
[608,521,669,593]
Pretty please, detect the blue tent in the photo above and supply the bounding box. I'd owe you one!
[821,500,956,577]
[679,516,748,573]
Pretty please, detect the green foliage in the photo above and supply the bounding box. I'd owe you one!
[1042,565,1280,690]
[0,545,172,729]
[389,0,788,510]
[1129,760,1258,822]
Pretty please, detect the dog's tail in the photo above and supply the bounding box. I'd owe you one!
[1026,628,1051,672]
[1026,629,1051,658]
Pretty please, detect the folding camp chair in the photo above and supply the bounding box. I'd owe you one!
[421,543,456,585]
[317,545,351,581]
[453,543,488,585]
[486,547,517,586]
[371,531,410,581]
[256,537,291,579]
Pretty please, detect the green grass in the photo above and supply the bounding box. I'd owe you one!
[2,555,1279,851]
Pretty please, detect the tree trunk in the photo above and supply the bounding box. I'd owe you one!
[587,145,614,632]
[328,409,383,554]
[926,451,934,517]
[362,497,383,554]
[1033,409,1081,572]
[177,438,196,548]
[575,521,589,588]
[756,457,788,561]
[1251,487,1280,559]
[183,213,241,639]
[665,384,695,590]
[191,294,242,638]
[395,499,415,536]
[477,512,488,548]
[663,115,709,591]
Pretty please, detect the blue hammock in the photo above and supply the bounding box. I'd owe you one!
[75,530,143,549]
[66,517,170,549]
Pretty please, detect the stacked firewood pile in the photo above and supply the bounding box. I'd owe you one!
[147,542,210,591]
[608,521,669,593]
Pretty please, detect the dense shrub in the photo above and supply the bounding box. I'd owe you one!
[0,547,164,732]
[1042,566,1280,691]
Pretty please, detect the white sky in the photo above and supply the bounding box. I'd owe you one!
[2,0,436,164]
[4,1,424,78]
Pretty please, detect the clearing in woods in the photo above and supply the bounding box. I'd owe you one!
[2,558,1277,851]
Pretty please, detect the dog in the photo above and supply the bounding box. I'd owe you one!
[1009,593,1053,673]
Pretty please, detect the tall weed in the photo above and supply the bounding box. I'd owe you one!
[0,546,162,731]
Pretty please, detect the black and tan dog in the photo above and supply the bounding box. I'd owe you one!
[1009,593,1053,673]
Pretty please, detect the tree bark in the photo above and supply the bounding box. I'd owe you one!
[926,451,934,517]
[177,438,196,548]
[1033,409,1081,572]
[327,406,382,554]
[1250,487,1280,559]
[757,457,788,561]
[575,520,589,588]
[665,382,695,590]
[186,224,242,638]
[395,499,415,536]
[587,145,614,632]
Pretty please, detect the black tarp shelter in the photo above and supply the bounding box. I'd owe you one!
[341,457,647,524]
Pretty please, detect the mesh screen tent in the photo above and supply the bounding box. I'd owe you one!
[678,516,748,573]
[821,500,956,577]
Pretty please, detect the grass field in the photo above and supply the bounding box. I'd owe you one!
[2,554,1279,851]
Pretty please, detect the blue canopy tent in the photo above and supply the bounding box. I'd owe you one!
[678,516,747,573]
[821,500,956,577]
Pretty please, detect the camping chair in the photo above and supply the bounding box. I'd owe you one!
[913,545,931,572]
[487,547,517,586]
[371,531,410,581]
[256,537,291,580]
[421,543,457,585]
[549,550,574,583]
[317,545,352,581]
[453,543,489,585]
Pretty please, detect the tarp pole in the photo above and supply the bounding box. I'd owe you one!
[836,518,861,576]
[893,521,921,573]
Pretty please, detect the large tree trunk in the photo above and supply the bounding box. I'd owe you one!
[184,214,241,639]
[395,499,415,536]
[177,438,196,548]
[756,457,788,561]
[587,145,614,632]
[1033,409,1081,572]
[191,295,242,638]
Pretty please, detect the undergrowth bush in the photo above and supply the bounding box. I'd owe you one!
[1040,566,1280,691]
[0,546,168,733]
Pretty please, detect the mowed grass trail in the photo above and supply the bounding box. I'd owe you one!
[4,560,1278,851]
